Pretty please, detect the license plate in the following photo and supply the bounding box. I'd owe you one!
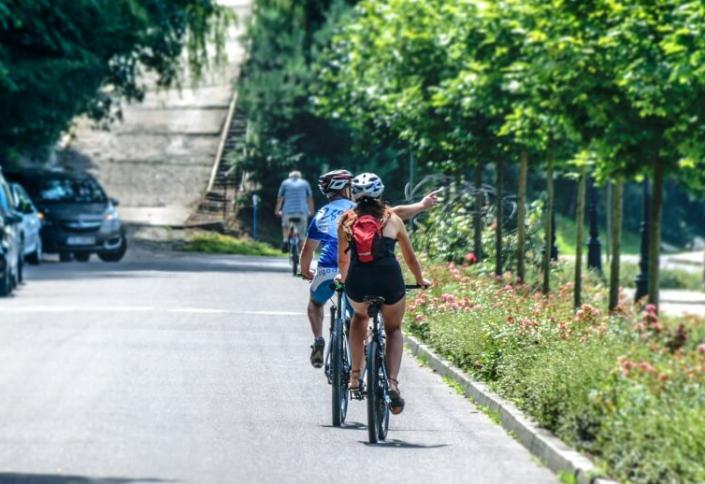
[66,236,95,246]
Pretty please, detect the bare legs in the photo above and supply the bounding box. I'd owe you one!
[381,298,405,392]
[307,299,324,339]
[348,297,406,390]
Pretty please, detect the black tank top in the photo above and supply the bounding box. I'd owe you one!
[350,236,397,268]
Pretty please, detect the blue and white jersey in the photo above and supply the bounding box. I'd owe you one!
[307,197,356,268]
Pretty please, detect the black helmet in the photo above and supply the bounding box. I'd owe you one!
[318,169,353,196]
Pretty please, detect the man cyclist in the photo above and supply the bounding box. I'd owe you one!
[300,169,439,367]
[275,170,314,252]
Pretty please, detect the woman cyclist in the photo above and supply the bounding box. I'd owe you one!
[336,173,431,414]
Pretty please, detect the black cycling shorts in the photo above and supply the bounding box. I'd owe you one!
[345,259,405,305]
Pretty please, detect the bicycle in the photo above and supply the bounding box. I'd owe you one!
[323,282,351,427]
[363,284,421,444]
[286,217,302,276]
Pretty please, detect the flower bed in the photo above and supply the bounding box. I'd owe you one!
[405,261,705,483]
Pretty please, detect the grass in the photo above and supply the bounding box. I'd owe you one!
[554,213,641,255]
[181,231,283,256]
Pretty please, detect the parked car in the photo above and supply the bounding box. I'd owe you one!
[0,171,23,295]
[10,183,43,265]
[5,169,127,262]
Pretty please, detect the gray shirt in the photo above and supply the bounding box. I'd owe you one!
[278,177,312,214]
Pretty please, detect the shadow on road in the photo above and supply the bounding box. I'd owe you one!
[25,255,290,282]
[0,474,176,484]
[360,439,448,449]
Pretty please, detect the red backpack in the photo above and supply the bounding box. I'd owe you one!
[350,214,387,263]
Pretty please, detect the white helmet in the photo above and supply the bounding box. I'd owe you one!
[351,172,384,200]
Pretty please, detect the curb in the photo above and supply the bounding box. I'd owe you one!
[404,334,617,484]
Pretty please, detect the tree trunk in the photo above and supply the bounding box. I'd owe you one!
[609,181,624,312]
[517,150,528,283]
[574,165,587,309]
[474,163,483,261]
[495,160,504,278]
[542,158,554,295]
[647,161,665,308]
[605,183,612,264]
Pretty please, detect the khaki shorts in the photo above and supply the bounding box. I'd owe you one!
[282,212,308,237]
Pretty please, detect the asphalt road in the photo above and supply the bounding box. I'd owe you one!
[0,247,556,483]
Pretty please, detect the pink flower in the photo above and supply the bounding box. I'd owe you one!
[465,252,478,265]
[697,343,705,355]
[415,314,426,323]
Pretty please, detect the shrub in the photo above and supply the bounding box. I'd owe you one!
[405,261,705,483]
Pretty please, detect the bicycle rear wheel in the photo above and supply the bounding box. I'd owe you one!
[290,239,299,276]
[331,317,349,427]
[366,340,389,443]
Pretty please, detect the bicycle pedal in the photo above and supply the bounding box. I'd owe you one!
[350,389,365,400]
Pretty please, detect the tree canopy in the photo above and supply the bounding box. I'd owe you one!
[0,0,231,158]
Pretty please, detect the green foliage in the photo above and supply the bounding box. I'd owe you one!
[235,0,414,217]
[0,0,231,158]
[407,261,705,482]
[182,231,282,256]
[414,185,544,274]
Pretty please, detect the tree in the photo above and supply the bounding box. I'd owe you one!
[0,0,231,158]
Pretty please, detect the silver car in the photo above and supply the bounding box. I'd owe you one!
[11,183,43,265]
[0,172,23,295]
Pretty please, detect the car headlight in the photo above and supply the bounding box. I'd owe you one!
[100,210,121,232]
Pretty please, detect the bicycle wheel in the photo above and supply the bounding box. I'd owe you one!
[331,317,349,427]
[290,239,299,276]
[366,339,389,443]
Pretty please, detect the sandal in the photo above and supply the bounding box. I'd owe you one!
[349,370,365,400]
[388,378,405,415]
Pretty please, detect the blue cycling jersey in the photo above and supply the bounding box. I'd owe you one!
[307,197,356,268]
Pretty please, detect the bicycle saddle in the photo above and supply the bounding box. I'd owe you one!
[363,296,386,305]
[288,217,302,223]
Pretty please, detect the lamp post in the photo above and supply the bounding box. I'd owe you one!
[635,179,650,301]
[587,177,602,273]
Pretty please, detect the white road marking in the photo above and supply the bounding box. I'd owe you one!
[0,306,304,316]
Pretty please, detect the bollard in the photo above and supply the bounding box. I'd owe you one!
[252,194,260,240]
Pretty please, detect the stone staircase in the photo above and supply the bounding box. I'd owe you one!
[188,107,247,228]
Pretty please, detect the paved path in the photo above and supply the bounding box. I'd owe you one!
[0,248,555,483]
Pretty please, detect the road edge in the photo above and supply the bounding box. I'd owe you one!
[403,333,617,484]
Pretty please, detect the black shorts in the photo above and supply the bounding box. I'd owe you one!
[345,260,405,305]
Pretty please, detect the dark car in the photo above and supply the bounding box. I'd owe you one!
[5,169,127,262]
[0,171,23,295]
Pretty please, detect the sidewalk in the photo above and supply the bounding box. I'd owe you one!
[659,289,705,318]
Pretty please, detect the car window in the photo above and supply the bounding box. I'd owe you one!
[33,176,106,203]
[13,185,35,213]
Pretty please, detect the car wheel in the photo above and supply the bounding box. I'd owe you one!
[0,260,11,297]
[98,236,127,263]
[74,252,91,262]
[59,252,72,262]
[27,239,42,265]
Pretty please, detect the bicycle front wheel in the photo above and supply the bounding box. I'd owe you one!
[366,339,389,443]
[331,317,349,427]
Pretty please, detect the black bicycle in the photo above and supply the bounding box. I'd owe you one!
[286,217,302,276]
[324,282,351,427]
[364,284,421,443]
